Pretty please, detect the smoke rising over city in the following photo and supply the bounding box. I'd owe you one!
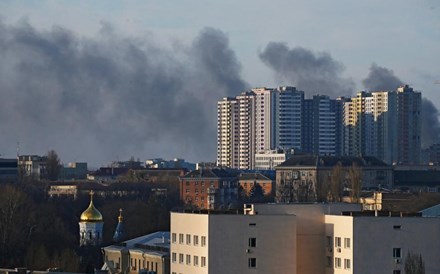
[258,42,355,98]
[0,20,438,165]
[0,21,247,165]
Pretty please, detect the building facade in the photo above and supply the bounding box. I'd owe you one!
[275,155,393,202]
[171,203,440,274]
[103,231,170,274]
[179,168,239,209]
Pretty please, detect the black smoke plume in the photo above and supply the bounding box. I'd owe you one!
[362,63,403,91]
[0,21,248,165]
[259,42,355,97]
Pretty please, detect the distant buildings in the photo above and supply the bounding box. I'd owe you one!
[0,158,18,182]
[18,155,46,179]
[217,85,422,169]
[179,168,239,209]
[275,155,393,202]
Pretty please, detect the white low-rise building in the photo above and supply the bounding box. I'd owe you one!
[171,203,440,274]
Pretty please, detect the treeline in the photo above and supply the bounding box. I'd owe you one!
[0,181,180,272]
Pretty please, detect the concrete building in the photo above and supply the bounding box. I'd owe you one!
[238,172,275,199]
[103,231,170,274]
[396,85,422,164]
[325,211,440,274]
[254,149,294,170]
[171,203,440,274]
[179,168,239,209]
[17,155,46,179]
[275,155,393,202]
[170,207,297,274]
[274,86,304,151]
[216,92,256,170]
[59,162,87,180]
[0,158,18,182]
[302,95,336,156]
[252,87,276,153]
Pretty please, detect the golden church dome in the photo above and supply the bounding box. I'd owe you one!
[80,191,103,222]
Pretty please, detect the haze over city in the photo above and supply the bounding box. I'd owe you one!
[0,0,439,166]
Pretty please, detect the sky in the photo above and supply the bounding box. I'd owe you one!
[0,0,439,167]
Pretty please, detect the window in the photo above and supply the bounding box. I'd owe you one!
[334,257,341,268]
[172,233,176,243]
[249,223,256,226]
[393,271,401,274]
[201,256,206,267]
[201,236,206,246]
[186,254,191,265]
[344,259,351,269]
[393,225,401,230]
[194,235,199,245]
[186,234,191,245]
[344,238,351,249]
[393,248,401,258]
[335,237,341,248]
[179,253,184,264]
[248,237,257,247]
[172,253,176,263]
[326,236,332,247]
[248,258,257,268]
[179,234,184,244]
[194,256,199,266]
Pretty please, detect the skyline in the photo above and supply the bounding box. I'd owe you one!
[0,1,439,166]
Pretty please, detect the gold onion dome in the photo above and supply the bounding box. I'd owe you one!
[80,191,103,222]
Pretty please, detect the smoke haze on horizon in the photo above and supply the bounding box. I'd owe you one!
[0,21,438,166]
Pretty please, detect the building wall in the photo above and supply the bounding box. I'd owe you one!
[252,203,361,274]
[356,216,439,274]
[129,251,168,274]
[171,211,297,274]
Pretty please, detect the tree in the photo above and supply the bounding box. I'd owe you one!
[46,150,61,181]
[405,251,425,274]
[249,183,265,203]
[348,162,362,202]
[330,162,343,202]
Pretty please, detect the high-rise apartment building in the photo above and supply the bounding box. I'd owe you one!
[342,85,420,164]
[396,85,421,164]
[217,86,303,170]
[216,92,256,170]
[274,86,304,151]
[218,85,421,169]
[302,95,336,156]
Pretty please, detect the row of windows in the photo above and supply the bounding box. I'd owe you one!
[171,253,206,267]
[329,257,351,269]
[172,233,207,246]
[130,258,158,272]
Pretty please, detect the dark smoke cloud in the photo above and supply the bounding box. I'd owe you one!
[0,21,248,166]
[259,42,355,97]
[362,63,440,147]
[421,99,440,148]
[362,63,403,91]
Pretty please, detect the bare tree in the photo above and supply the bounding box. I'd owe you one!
[405,251,425,274]
[46,150,61,181]
[348,162,362,202]
[330,162,343,202]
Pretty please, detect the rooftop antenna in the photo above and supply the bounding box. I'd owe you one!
[16,141,20,158]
